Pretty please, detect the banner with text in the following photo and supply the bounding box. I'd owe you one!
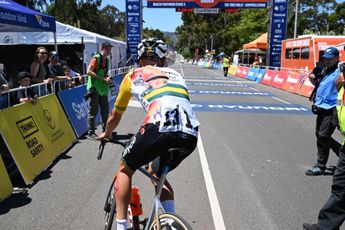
[57,75,123,138]
[268,0,288,67]
[126,0,142,62]
[0,95,76,185]
[147,0,268,8]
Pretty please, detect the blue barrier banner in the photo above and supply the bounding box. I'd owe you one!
[58,75,123,138]
[57,85,90,138]
[246,68,261,81]
[255,68,266,83]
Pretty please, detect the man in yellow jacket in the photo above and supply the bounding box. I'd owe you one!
[222,55,230,77]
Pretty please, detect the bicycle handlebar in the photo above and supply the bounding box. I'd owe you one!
[97,133,132,160]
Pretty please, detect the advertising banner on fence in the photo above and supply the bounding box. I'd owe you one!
[58,85,90,138]
[261,69,276,85]
[240,66,250,78]
[0,95,76,185]
[255,68,266,83]
[282,71,305,93]
[58,75,123,138]
[246,68,261,81]
[235,66,244,77]
[229,65,238,76]
[298,74,314,97]
[271,71,288,89]
[0,155,13,203]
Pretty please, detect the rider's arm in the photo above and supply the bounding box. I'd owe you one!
[103,73,132,138]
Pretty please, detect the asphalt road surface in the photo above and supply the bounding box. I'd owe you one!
[0,62,344,230]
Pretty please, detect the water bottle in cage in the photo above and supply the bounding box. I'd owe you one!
[129,186,142,229]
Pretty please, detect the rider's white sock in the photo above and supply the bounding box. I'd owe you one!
[162,200,175,213]
[116,219,127,230]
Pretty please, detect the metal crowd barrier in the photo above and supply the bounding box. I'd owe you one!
[0,66,134,110]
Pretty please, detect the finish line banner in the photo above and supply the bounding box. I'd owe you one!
[0,94,76,185]
[0,155,12,203]
[147,0,268,8]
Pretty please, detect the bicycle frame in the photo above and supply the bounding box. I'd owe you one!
[137,165,170,230]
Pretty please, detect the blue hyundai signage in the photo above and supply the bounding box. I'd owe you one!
[126,0,142,62]
[268,0,289,67]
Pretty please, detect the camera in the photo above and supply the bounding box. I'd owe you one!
[339,62,345,74]
[312,62,327,80]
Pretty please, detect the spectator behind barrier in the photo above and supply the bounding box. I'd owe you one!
[63,65,83,88]
[0,72,9,109]
[16,71,38,105]
[30,46,51,96]
[47,51,71,92]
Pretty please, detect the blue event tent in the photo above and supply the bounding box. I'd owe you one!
[0,0,56,32]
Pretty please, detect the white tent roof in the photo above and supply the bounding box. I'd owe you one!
[0,21,125,46]
[0,21,127,68]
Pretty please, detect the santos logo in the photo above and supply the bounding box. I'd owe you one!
[72,100,89,120]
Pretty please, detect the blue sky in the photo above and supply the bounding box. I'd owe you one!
[102,0,182,32]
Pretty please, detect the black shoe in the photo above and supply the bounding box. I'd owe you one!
[303,223,320,230]
[305,166,325,176]
[87,131,98,140]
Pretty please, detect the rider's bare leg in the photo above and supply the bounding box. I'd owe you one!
[115,163,135,219]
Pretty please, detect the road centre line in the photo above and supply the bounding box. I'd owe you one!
[197,133,226,230]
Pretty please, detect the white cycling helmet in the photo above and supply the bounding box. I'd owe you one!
[137,38,167,60]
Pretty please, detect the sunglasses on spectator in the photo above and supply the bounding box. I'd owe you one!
[38,52,48,55]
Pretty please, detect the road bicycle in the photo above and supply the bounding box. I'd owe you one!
[98,134,193,230]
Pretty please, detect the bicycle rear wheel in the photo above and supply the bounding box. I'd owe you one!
[148,212,193,230]
[104,181,116,230]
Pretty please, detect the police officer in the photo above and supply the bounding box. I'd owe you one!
[303,61,345,230]
[305,47,342,176]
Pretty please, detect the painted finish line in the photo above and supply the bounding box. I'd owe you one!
[189,90,272,96]
[186,82,249,87]
[191,101,311,114]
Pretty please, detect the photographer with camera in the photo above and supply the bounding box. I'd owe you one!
[303,53,345,230]
[86,42,113,138]
[305,47,342,176]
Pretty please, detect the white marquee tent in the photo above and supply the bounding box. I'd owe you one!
[0,21,127,69]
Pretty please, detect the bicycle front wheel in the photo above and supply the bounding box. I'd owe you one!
[149,212,193,230]
[104,182,116,230]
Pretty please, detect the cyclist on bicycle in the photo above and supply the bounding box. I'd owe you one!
[99,38,199,230]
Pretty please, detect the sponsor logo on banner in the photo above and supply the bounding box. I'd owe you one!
[16,116,38,138]
[0,94,76,184]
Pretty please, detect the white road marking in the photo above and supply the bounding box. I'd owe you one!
[197,133,226,230]
[272,96,291,104]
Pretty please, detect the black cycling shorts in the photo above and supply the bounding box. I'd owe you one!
[121,123,198,173]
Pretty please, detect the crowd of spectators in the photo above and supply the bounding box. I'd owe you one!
[0,46,83,109]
